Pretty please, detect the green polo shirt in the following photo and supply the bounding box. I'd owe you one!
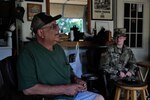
[17,41,73,99]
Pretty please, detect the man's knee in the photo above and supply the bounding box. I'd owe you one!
[95,94,105,100]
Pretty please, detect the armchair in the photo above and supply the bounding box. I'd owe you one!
[0,56,42,100]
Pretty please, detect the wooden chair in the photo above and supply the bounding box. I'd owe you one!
[114,80,148,100]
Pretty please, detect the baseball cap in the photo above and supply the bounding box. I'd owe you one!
[114,28,126,38]
[30,12,62,33]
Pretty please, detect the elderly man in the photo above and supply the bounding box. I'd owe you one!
[17,12,104,100]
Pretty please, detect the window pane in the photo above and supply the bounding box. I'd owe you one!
[137,19,143,32]
[124,3,130,17]
[130,34,136,47]
[124,3,143,48]
[124,19,130,32]
[131,4,137,18]
[138,4,143,18]
[131,19,136,32]
[125,34,129,46]
[137,34,142,47]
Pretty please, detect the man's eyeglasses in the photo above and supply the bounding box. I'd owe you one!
[41,23,59,30]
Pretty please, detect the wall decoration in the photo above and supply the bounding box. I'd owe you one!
[25,0,43,2]
[91,0,113,20]
[27,3,42,21]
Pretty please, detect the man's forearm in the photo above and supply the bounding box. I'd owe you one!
[23,84,67,96]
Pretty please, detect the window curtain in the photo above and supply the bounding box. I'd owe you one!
[50,3,85,18]
[50,3,63,16]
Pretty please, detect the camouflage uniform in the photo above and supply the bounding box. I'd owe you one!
[100,44,137,80]
[100,28,138,100]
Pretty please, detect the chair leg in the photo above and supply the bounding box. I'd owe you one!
[131,90,137,100]
[141,90,146,100]
[103,72,109,98]
[125,90,130,100]
[114,87,121,100]
[146,89,149,96]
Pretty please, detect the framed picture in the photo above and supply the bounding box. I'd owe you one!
[27,3,42,21]
[91,0,113,20]
[25,0,43,2]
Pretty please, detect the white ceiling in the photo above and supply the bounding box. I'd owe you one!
[50,0,87,5]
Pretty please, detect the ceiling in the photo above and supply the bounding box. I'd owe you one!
[50,0,87,5]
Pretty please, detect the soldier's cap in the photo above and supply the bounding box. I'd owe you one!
[30,12,62,33]
[114,28,126,38]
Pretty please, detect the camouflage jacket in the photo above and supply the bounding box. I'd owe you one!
[100,44,137,80]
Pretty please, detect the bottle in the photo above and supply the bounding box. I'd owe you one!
[93,21,97,36]
[70,30,74,41]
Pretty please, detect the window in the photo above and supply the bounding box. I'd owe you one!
[57,18,83,34]
[50,3,86,34]
[124,3,144,48]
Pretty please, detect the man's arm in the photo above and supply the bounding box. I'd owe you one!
[23,69,87,96]
[100,50,120,76]
[23,83,85,96]
[126,49,138,75]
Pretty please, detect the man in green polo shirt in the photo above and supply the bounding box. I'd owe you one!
[17,12,104,100]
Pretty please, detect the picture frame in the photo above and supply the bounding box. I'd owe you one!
[25,0,43,2]
[91,0,113,20]
[27,3,42,21]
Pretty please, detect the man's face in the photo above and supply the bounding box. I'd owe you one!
[41,21,60,44]
[115,36,126,45]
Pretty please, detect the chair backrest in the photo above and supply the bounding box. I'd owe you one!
[0,56,17,89]
[0,56,42,100]
[86,47,107,74]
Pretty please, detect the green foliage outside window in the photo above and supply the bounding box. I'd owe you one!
[57,18,83,34]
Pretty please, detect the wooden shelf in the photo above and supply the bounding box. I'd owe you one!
[59,41,106,48]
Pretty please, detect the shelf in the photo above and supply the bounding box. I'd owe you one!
[59,41,106,48]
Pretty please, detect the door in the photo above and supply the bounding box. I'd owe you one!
[117,0,150,61]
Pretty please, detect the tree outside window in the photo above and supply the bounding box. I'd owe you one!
[57,18,83,34]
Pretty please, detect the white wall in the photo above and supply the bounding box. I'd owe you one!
[149,0,150,60]
[19,1,46,41]
[91,20,114,36]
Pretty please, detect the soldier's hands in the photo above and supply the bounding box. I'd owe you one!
[126,71,132,77]
[119,71,132,78]
[119,71,126,78]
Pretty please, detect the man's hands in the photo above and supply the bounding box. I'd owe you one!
[63,78,87,96]
[75,78,87,91]
[64,84,86,96]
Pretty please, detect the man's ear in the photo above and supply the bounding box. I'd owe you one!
[37,29,44,38]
